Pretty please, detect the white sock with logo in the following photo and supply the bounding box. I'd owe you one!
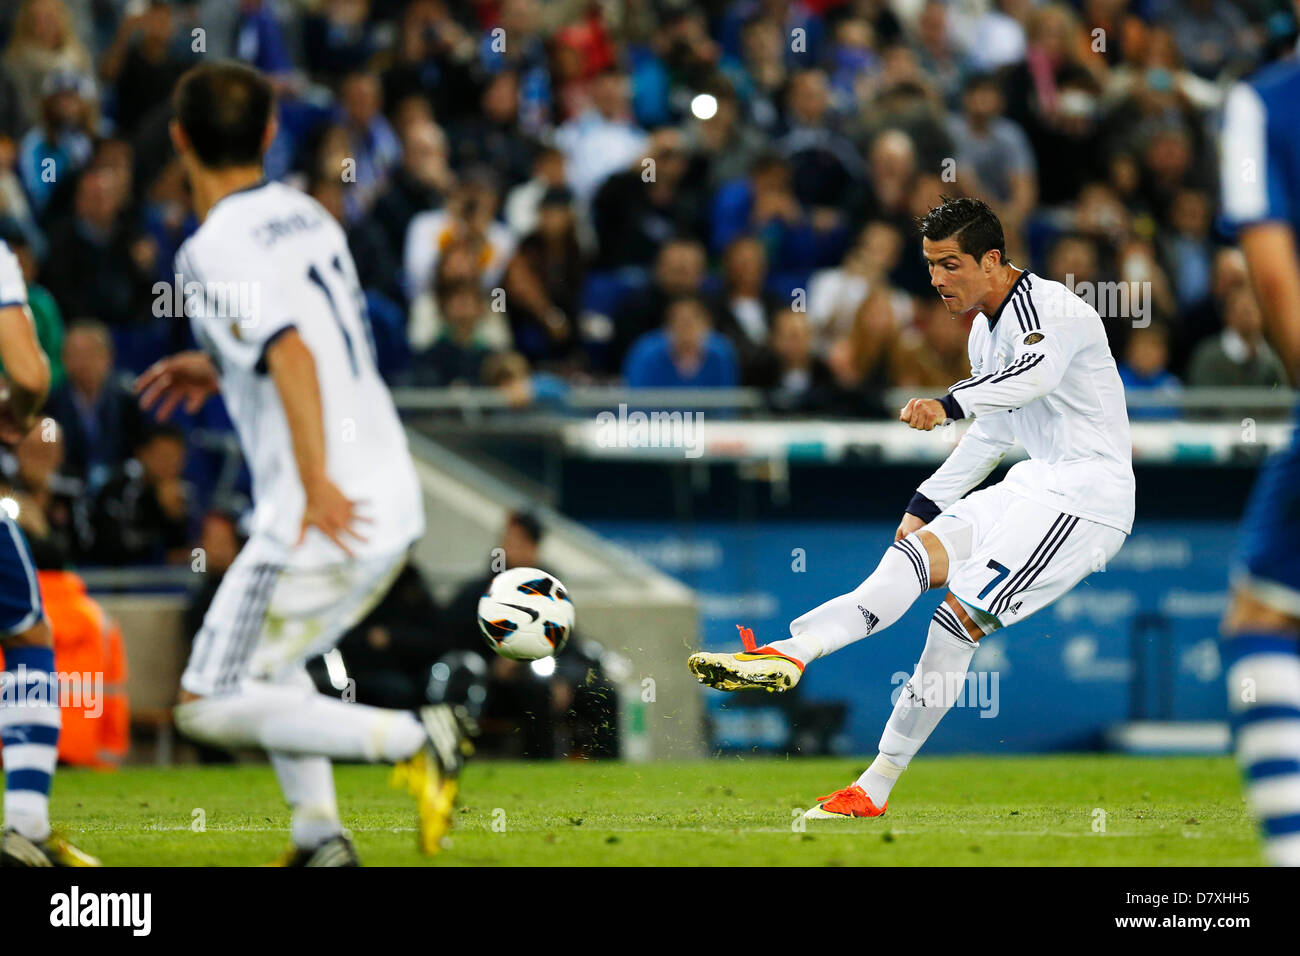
[767,533,933,664]
[858,609,980,805]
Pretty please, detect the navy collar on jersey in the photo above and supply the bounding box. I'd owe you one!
[985,267,1028,331]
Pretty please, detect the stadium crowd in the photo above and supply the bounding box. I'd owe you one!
[0,0,1295,570]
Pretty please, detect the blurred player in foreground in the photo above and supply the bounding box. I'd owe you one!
[136,62,469,866]
[0,240,99,866]
[1218,32,1300,866]
[690,197,1135,819]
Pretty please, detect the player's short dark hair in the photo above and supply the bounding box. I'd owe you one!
[918,196,1006,265]
[173,61,274,169]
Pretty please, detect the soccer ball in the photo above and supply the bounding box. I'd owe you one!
[477,567,575,661]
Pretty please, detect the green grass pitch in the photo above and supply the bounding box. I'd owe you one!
[48,754,1262,866]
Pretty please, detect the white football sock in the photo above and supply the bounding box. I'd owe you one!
[865,607,980,803]
[856,754,904,807]
[175,681,427,763]
[768,533,934,663]
[271,753,343,849]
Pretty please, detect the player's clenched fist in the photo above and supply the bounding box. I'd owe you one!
[899,398,947,431]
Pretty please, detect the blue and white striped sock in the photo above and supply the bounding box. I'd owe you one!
[1223,633,1300,866]
[1,646,61,842]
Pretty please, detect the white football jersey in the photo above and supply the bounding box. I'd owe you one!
[0,240,27,308]
[175,181,424,566]
[916,269,1136,534]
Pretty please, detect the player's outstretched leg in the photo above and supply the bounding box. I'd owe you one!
[805,596,984,820]
[1,620,100,867]
[175,682,473,857]
[688,531,939,692]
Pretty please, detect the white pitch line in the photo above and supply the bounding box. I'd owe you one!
[117,823,1199,839]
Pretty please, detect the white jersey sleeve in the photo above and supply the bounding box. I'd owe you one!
[912,416,1015,516]
[175,242,297,374]
[0,242,28,308]
[941,297,1079,420]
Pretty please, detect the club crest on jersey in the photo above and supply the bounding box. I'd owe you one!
[229,321,243,341]
[1023,332,1044,345]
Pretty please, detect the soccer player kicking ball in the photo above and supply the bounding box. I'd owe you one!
[689,197,1135,820]
[135,62,470,865]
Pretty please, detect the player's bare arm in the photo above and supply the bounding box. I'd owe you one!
[133,350,220,419]
[264,328,369,556]
[0,303,50,446]
[1237,222,1300,383]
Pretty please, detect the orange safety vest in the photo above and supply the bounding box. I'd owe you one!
[0,570,129,768]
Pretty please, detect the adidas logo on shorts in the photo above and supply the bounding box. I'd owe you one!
[858,606,881,633]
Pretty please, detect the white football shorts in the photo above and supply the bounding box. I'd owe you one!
[181,535,409,697]
[923,483,1127,629]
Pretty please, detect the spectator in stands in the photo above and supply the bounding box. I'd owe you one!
[613,237,712,369]
[335,69,401,222]
[1159,187,1214,314]
[0,418,85,567]
[3,0,93,128]
[406,279,497,387]
[17,67,95,217]
[449,69,537,190]
[719,16,787,134]
[776,68,864,214]
[892,294,973,390]
[380,0,480,126]
[368,117,452,279]
[1175,246,1250,374]
[855,129,917,237]
[950,73,1038,256]
[591,126,706,270]
[508,185,585,365]
[302,0,377,81]
[45,319,145,493]
[87,423,192,566]
[39,157,155,327]
[403,171,517,302]
[748,308,834,413]
[98,0,187,138]
[914,1,963,108]
[555,67,647,207]
[807,219,904,355]
[1166,0,1255,80]
[1118,323,1182,420]
[503,145,568,240]
[715,235,777,376]
[683,81,764,192]
[624,295,739,389]
[824,282,900,417]
[1187,287,1287,389]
